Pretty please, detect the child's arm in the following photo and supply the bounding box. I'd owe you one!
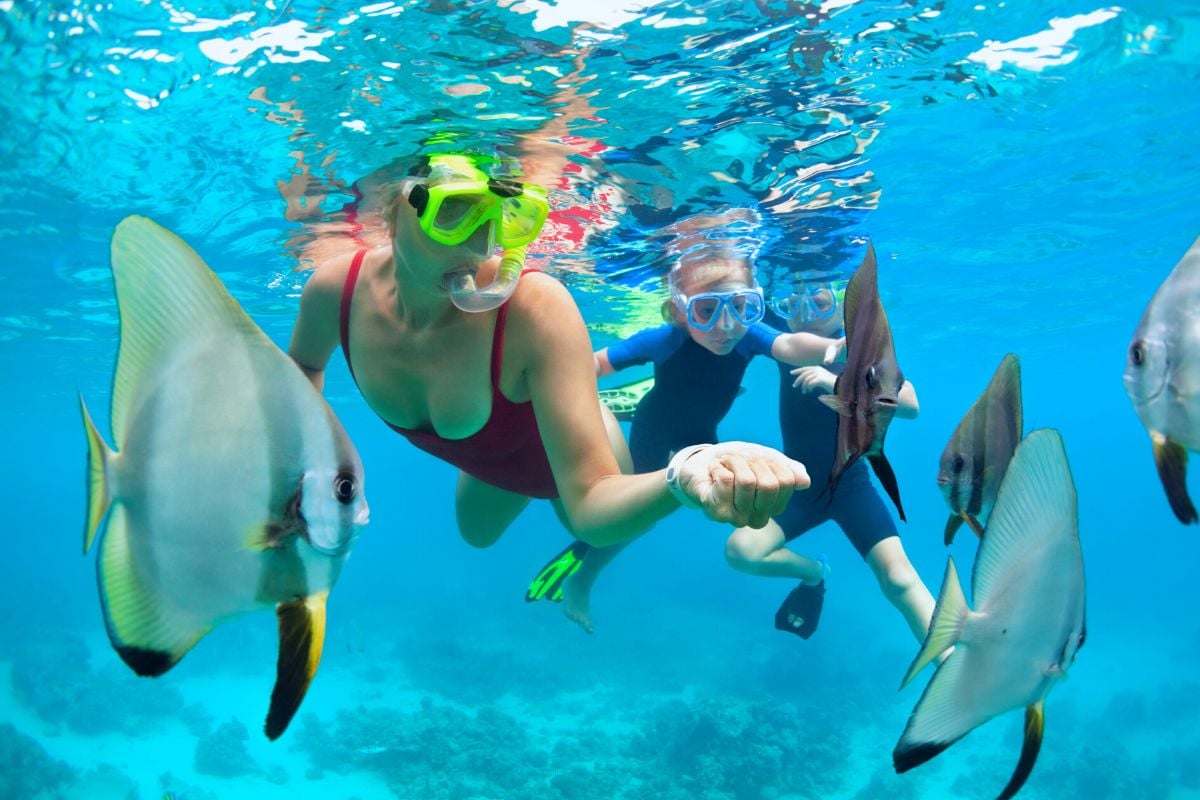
[595,326,673,378]
[594,348,617,377]
[771,331,845,367]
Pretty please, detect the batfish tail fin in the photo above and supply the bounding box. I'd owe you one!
[98,505,210,676]
[900,557,968,689]
[80,395,114,554]
[997,701,1045,800]
[266,591,328,740]
[868,452,906,521]
[825,452,857,509]
[1151,433,1197,524]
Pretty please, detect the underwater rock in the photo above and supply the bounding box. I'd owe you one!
[0,722,76,798]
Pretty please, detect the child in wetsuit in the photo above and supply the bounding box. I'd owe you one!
[724,278,936,642]
[528,240,843,631]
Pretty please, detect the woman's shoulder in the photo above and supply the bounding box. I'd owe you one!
[503,270,591,368]
[303,245,387,299]
[507,269,578,325]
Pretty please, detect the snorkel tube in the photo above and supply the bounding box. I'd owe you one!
[446,245,526,313]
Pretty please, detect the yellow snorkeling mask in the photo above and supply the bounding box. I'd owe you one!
[406,154,548,313]
[406,154,549,250]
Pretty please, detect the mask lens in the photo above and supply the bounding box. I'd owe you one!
[688,296,721,328]
[774,294,800,319]
[806,286,836,318]
[498,190,549,247]
[434,193,488,231]
[734,291,764,325]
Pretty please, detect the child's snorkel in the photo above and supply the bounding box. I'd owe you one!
[407,153,549,313]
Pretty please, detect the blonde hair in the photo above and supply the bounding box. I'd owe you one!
[661,247,758,326]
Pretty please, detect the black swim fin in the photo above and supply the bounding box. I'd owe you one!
[525,541,589,602]
[774,580,826,639]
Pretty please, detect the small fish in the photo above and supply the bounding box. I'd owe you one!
[356,743,389,755]
[937,353,1023,544]
[80,216,370,740]
[1124,236,1200,524]
[894,429,1087,800]
[819,242,907,519]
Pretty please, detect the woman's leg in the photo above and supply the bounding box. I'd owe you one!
[455,471,531,548]
[559,404,636,632]
[863,536,935,643]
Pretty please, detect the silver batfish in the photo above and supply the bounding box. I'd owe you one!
[938,353,1023,544]
[894,429,1086,800]
[1124,235,1200,524]
[820,242,907,520]
[80,216,369,739]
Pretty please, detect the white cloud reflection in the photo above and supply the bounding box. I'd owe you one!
[968,7,1122,72]
[199,19,334,66]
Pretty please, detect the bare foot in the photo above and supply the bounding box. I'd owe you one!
[562,575,594,634]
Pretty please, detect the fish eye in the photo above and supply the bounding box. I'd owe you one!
[1129,341,1145,367]
[952,454,965,473]
[333,471,357,504]
[864,366,877,389]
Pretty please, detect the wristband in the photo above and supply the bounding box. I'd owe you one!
[665,443,713,508]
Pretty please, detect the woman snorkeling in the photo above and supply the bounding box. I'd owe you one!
[287,153,810,597]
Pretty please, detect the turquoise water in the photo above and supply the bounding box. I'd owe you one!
[2,1,1199,798]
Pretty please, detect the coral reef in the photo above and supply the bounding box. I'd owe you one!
[629,694,849,800]
[193,718,262,779]
[297,698,548,799]
[159,771,220,800]
[62,763,139,800]
[10,631,189,736]
[0,721,77,798]
[293,687,858,800]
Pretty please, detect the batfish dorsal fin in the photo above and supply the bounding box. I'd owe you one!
[990,353,1023,440]
[108,215,276,445]
[98,504,211,675]
[971,429,1078,607]
[842,241,877,355]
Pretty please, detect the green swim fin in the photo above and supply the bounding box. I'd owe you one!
[526,541,589,602]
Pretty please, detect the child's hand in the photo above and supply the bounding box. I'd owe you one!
[823,337,846,364]
[792,366,836,394]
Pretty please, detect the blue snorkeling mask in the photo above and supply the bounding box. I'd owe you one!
[773,281,846,325]
[674,288,765,331]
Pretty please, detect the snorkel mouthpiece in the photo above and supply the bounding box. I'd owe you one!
[447,246,526,313]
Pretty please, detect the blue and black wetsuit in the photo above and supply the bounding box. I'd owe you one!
[766,311,898,558]
[606,323,780,472]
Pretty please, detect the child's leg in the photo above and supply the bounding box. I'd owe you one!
[725,518,825,584]
[863,536,935,643]
[455,471,531,548]
[559,404,636,632]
